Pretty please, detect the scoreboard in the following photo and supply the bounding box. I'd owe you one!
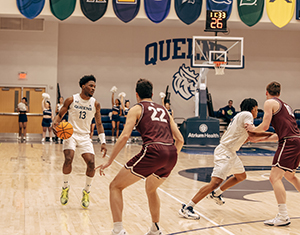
[205,10,228,32]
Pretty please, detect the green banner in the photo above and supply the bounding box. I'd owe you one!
[50,0,76,21]
[237,0,264,27]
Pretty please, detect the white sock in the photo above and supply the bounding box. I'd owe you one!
[214,187,223,196]
[84,176,93,193]
[186,200,196,208]
[63,174,69,188]
[278,204,288,217]
[151,222,159,232]
[113,222,123,234]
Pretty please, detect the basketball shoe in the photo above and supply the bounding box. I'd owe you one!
[60,186,69,205]
[81,189,90,209]
[111,229,127,235]
[178,204,200,220]
[264,214,290,226]
[208,191,225,205]
[145,230,162,235]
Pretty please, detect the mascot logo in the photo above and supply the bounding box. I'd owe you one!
[239,0,257,6]
[172,64,199,100]
[211,0,232,4]
[181,0,195,4]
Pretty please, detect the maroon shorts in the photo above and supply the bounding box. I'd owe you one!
[273,137,300,172]
[125,143,178,179]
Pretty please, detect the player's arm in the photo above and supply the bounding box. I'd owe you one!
[247,131,277,143]
[95,105,140,174]
[169,115,184,154]
[120,96,125,112]
[246,100,274,132]
[94,101,107,157]
[111,92,114,107]
[52,97,73,128]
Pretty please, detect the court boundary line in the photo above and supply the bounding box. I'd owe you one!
[111,157,235,235]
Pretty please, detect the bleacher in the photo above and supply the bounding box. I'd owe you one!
[92,108,141,140]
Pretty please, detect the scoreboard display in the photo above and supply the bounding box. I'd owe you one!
[205,10,228,32]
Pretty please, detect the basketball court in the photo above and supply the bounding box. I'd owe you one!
[1,140,299,235]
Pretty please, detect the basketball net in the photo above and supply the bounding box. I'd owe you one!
[214,62,226,75]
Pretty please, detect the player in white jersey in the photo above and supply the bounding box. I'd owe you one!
[52,75,107,209]
[179,98,273,220]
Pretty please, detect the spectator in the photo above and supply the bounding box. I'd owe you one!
[218,100,236,124]
[55,96,68,143]
[111,87,122,142]
[17,97,28,142]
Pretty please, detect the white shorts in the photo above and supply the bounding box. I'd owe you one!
[63,133,95,155]
[211,144,245,180]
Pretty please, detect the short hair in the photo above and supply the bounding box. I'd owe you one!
[240,98,258,112]
[266,81,280,96]
[136,78,153,99]
[79,75,96,88]
[228,100,233,103]
[22,97,27,102]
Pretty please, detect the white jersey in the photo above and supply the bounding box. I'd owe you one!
[220,111,253,152]
[68,93,96,135]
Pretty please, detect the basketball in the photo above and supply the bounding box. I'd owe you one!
[55,122,73,139]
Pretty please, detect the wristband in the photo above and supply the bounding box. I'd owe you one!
[98,133,106,144]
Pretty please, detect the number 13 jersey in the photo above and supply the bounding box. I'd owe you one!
[135,101,174,145]
[68,93,96,135]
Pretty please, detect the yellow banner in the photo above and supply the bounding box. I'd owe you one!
[267,0,295,28]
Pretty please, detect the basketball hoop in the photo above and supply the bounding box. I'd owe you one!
[214,61,226,75]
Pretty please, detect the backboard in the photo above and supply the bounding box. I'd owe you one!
[192,36,244,69]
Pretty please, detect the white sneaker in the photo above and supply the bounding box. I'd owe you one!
[145,230,162,235]
[178,204,200,220]
[41,138,45,142]
[208,191,225,205]
[264,214,290,226]
[49,138,53,143]
[111,229,127,235]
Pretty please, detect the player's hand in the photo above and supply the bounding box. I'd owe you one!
[95,160,111,176]
[100,143,107,158]
[245,123,255,132]
[51,122,59,136]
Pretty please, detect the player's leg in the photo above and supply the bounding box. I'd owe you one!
[48,126,52,142]
[284,171,300,192]
[112,120,116,141]
[18,122,22,139]
[220,172,246,191]
[116,121,120,138]
[179,176,223,220]
[60,149,75,205]
[42,126,47,142]
[110,167,141,234]
[264,166,290,226]
[23,122,27,140]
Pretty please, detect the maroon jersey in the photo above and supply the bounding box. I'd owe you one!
[271,98,300,140]
[135,101,174,145]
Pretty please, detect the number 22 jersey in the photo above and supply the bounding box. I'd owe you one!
[68,93,96,135]
[135,101,174,145]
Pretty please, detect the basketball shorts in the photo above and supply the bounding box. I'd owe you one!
[273,136,300,172]
[18,113,27,122]
[211,144,245,180]
[112,114,120,122]
[63,133,95,155]
[125,143,178,179]
[42,118,52,127]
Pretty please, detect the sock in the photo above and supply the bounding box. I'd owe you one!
[186,200,196,208]
[113,222,123,234]
[214,187,223,196]
[151,222,159,232]
[63,174,69,188]
[278,204,288,217]
[84,176,93,193]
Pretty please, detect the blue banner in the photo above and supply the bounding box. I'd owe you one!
[175,0,202,25]
[206,0,233,19]
[144,0,171,23]
[113,0,140,23]
[17,0,45,19]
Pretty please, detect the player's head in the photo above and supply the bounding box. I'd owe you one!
[125,100,130,108]
[136,78,153,100]
[22,97,27,103]
[240,98,258,118]
[115,99,120,105]
[266,81,280,97]
[228,100,233,107]
[165,102,170,109]
[46,100,51,109]
[59,97,64,103]
[79,75,96,97]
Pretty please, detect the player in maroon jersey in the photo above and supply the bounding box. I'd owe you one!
[95,79,184,235]
[246,81,300,226]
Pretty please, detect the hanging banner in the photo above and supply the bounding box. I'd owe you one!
[113,0,140,23]
[206,0,233,19]
[80,0,108,22]
[50,0,76,21]
[16,0,45,19]
[267,0,295,28]
[296,0,300,20]
[237,0,264,27]
[144,0,171,23]
[175,0,202,25]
